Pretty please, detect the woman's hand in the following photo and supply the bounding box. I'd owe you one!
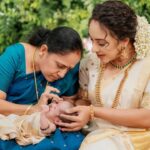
[31,86,63,113]
[56,105,91,131]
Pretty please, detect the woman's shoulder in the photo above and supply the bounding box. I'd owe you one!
[5,43,24,50]
[138,55,150,67]
[3,43,25,57]
[80,53,100,68]
[80,53,100,69]
[134,56,150,77]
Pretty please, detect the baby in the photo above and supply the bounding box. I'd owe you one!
[40,100,74,134]
[0,101,73,146]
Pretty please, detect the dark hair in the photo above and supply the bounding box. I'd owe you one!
[29,26,83,55]
[90,0,137,43]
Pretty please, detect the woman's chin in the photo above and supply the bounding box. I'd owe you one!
[48,79,56,82]
[97,55,109,64]
[99,58,110,65]
[47,77,60,82]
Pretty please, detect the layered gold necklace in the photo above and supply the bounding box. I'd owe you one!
[95,61,135,108]
[32,49,48,100]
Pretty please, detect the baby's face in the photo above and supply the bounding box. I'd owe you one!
[46,101,73,121]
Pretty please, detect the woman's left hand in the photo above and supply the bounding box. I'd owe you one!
[56,106,91,131]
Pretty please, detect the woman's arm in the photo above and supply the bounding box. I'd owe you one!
[0,90,60,115]
[0,85,63,115]
[0,91,31,115]
[94,107,150,128]
[56,106,150,131]
[0,99,30,115]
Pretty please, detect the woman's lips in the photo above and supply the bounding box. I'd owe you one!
[97,54,105,58]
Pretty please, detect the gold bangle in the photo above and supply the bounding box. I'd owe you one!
[24,104,33,115]
[90,105,94,121]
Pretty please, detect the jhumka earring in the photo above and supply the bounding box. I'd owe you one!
[121,46,128,59]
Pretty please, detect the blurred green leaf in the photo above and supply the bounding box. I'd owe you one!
[0,0,150,53]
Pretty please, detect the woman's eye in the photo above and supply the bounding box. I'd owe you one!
[98,42,109,47]
[57,64,66,69]
[99,43,106,47]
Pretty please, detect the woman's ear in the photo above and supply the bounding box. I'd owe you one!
[120,37,130,48]
[39,44,48,57]
[118,37,130,52]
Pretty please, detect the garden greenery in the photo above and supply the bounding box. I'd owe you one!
[0,0,150,53]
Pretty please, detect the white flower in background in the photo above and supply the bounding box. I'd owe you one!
[83,37,92,52]
[134,16,150,59]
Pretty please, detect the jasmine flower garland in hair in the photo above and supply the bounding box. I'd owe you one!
[134,16,150,59]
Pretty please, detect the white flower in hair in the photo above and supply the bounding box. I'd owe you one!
[134,16,150,59]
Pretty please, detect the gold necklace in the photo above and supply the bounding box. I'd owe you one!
[32,48,48,100]
[110,53,137,70]
[95,61,135,108]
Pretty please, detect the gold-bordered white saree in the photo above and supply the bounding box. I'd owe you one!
[79,53,150,150]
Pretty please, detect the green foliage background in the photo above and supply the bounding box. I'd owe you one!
[0,0,150,53]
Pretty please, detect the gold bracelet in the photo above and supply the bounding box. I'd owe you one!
[40,124,50,131]
[89,105,94,121]
[24,104,33,115]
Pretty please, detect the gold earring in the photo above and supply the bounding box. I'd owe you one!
[121,46,125,51]
[121,46,128,59]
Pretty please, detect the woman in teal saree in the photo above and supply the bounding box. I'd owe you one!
[0,27,84,150]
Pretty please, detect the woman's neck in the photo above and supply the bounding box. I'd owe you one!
[110,44,136,67]
[32,48,40,72]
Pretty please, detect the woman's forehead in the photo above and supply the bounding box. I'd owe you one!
[90,22,105,36]
[54,52,80,67]
[89,20,118,42]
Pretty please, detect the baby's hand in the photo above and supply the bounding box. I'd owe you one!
[48,122,56,132]
[40,105,50,131]
[40,105,56,135]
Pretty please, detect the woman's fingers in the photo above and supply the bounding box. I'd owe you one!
[56,115,82,132]
[56,105,91,131]
[45,85,60,94]
[64,106,79,114]
[57,121,80,130]
[57,121,81,131]
[59,114,79,122]
[47,93,63,102]
[39,93,63,105]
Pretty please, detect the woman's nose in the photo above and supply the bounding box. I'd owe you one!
[92,43,100,53]
[57,69,68,78]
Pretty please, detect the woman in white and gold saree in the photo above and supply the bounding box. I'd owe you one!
[56,1,150,150]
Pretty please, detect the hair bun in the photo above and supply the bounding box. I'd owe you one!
[28,27,51,46]
[37,27,51,40]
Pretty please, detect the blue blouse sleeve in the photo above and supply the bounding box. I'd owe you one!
[0,44,20,92]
